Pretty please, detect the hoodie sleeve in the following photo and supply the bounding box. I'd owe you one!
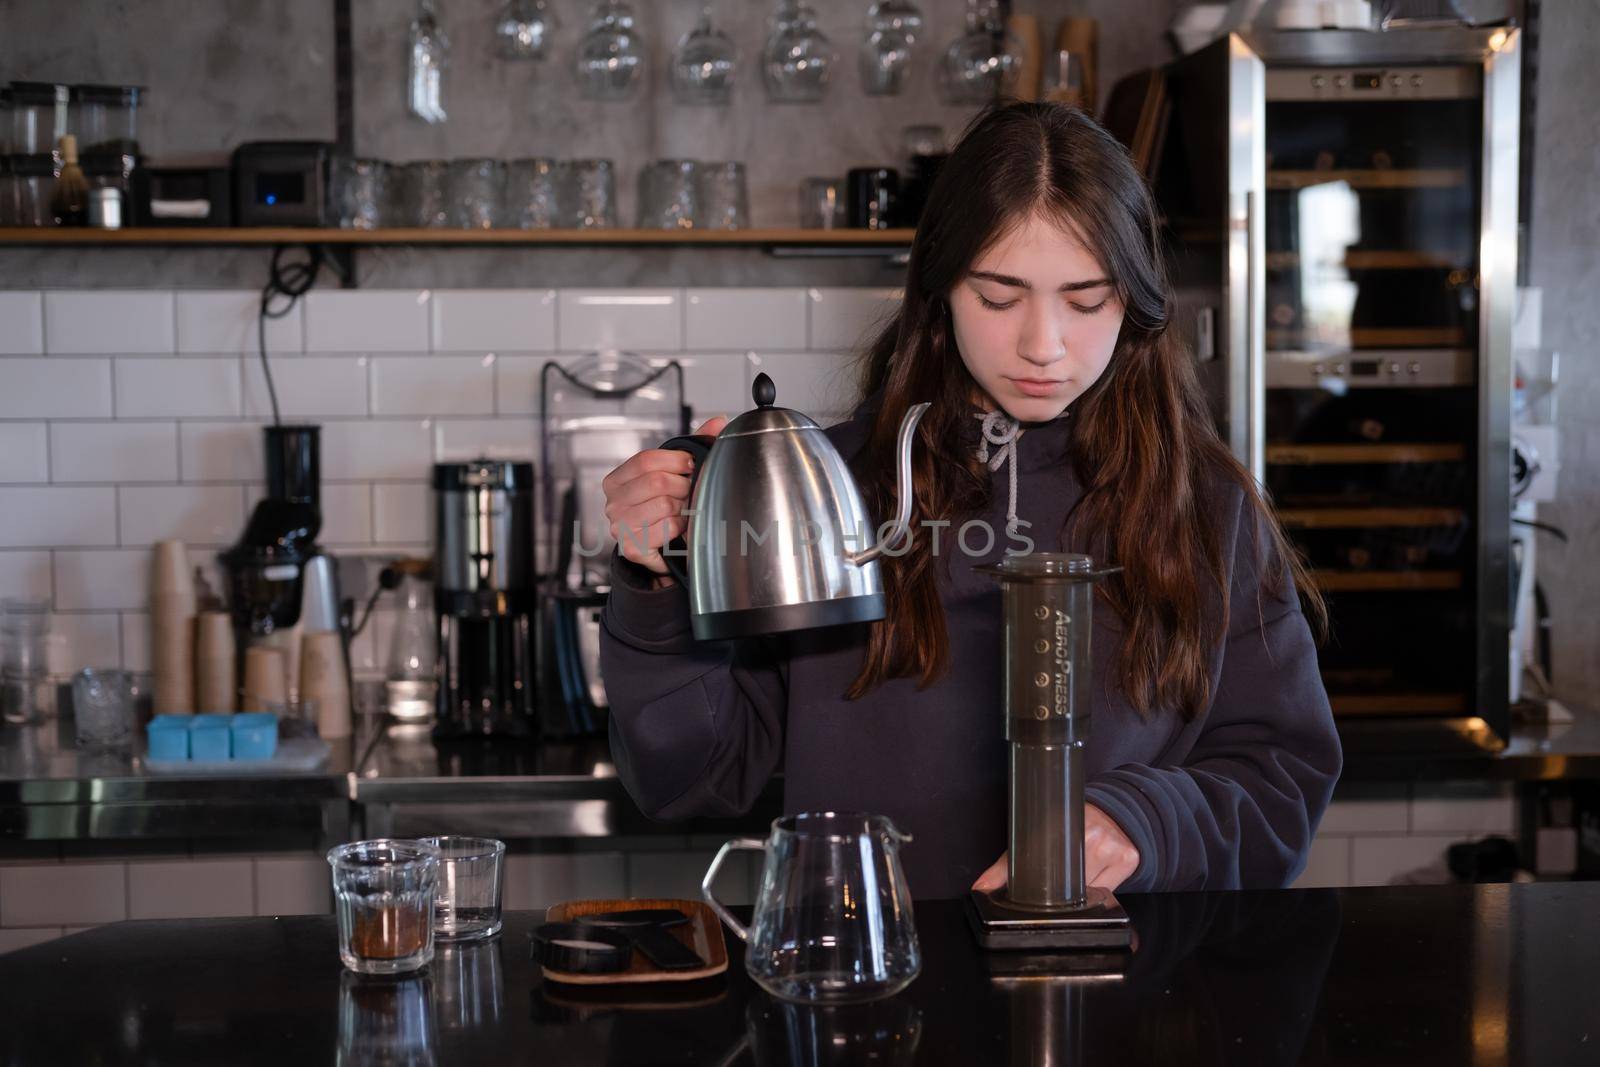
[598,549,789,821]
[1083,491,1343,892]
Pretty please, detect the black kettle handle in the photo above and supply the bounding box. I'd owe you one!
[655,434,715,588]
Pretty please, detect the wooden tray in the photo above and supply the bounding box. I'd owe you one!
[541,897,729,985]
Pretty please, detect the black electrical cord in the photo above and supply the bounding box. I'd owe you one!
[348,566,402,640]
[257,244,347,426]
[1513,517,1569,543]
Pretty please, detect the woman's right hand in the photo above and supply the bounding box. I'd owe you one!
[602,415,730,586]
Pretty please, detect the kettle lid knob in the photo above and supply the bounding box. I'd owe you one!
[752,372,777,409]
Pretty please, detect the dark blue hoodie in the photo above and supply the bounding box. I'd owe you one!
[598,398,1342,899]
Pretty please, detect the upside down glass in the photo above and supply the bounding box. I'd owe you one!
[329,839,441,975]
[703,811,921,1003]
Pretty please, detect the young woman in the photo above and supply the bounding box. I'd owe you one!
[597,101,1342,899]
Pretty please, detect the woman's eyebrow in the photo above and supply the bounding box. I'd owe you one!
[968,270,1111,292]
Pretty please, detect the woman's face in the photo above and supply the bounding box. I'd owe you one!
[948,210,1125,422]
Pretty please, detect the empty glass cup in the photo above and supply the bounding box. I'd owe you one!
[575,0,645,101]
[504,157,567,230]
[495,0,554,60]
[799,176,844,229]
[418,836,506,942]
[72,668,135,752]
[638,159,700,229]
[763,0,835,104]
[697,161,749,230]
[566,159,617,227]
[671,5,737,106]
[1,596,52,725]
[445,158,503,229]
[939,0,1022,105]
[397,160,449,227]
[333,157,389,230]
[703,812,921,1003]
[329,839,441,976]
[860,0,924,96]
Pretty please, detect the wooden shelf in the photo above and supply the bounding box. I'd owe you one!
[0,226,918,247]
[1266,168,1468,190]
[1311,569,1463,592]
[1330,692,1467,716]
[1278,506,1467,529]
[1267,443,1467,466]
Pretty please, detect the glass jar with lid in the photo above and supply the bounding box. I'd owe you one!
[8,82,68,157]
[69,85,142,155]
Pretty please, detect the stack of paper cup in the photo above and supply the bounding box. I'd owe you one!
[194,612,236,712]
[241,646,287,712]
[149,541,196,715]
[301,631,351,739]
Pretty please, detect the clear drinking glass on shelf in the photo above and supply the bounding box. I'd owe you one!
[638,159,700,229]
[697,161,749,229]
[762,0,835,104]
[445,158,503,229]
[397,160,450,227]
[71,668,135,752]
[504,157,566,230]
[671,5,737,106]
[417,836,506,942]
[1,597,52,726]
[333,157,389,230]
[575,0,645,101]
[799,176,844,229]
[566,159,617,227]
[494,0,554,61]
[408,0,450,123]
[859,0,924,96]
[939,0,1021,105]
[328,839,441,976]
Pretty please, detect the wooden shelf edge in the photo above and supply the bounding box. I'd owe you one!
[0,226,918,247]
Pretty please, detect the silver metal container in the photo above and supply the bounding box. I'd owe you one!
[433,460,534,596]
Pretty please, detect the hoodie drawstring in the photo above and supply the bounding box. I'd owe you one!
[975,409,1023,540]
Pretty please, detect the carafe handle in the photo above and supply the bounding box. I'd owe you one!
[701,837,765,943]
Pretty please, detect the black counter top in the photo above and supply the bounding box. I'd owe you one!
[2,881,1596,1065]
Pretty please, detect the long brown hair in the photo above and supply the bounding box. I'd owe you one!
[843,101,1325,720]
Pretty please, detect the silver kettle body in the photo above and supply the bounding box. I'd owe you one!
[657,373,930,641]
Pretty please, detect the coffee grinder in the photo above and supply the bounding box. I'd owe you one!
[432,459,536,739]
[218,425,343,698]
[966,553,1135,951]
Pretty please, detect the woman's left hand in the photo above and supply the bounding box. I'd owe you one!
[972,802,1140,893]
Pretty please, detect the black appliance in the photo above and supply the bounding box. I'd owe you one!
[231,141,333,227]
[434,460,537,739]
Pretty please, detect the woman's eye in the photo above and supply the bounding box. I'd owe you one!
[1070,300,1108,316]
[976,293,1015,311]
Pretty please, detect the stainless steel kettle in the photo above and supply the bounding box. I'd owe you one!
[655,373,930,641]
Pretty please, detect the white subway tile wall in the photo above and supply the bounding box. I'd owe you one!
[0,284,1526,906]
[0,288,878,677]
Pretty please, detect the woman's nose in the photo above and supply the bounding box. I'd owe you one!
[1017,305,1068,366]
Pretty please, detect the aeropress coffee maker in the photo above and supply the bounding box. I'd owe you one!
[966,553,1135,951]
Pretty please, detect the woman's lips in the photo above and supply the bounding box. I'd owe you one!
[1007,376,1066,398]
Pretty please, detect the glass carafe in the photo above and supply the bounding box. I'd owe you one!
[494,0,553,61]
[703,812,921,1003]
[408,0,450,123]
[671,4,738,106]
[386,565,438,723]
[575,0,645,101]
[939,0,1021,105]
[860,0,924,97]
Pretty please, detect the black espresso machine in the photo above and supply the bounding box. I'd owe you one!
[432,459,537,739]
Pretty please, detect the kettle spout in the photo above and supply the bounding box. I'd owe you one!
[848,401,931,567]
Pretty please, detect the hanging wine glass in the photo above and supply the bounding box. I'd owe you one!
[671,4,737,106]
[859,0,923,97]
[495,0,554,61]
[939,0,1022,105]
[575,0,645,101]
[407,0,450,123]
[762,0,836,104]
